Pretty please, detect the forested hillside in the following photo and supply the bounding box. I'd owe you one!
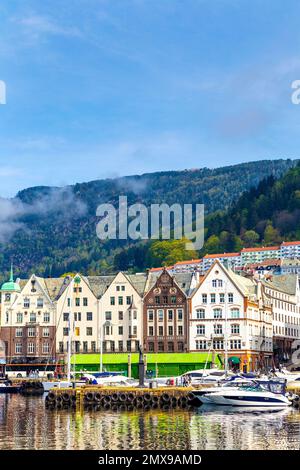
[0,159,296,280]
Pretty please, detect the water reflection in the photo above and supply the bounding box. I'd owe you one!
[0,394,300,450]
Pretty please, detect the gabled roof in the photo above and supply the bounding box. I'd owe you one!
[86,275,115,298]
[124,273,147,296]
[144,269,194,296]
[191,260,257,299]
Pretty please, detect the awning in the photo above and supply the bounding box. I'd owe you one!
[228,356,240,364]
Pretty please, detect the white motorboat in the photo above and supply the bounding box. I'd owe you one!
[201,381,292,407]
[192,377,256,404]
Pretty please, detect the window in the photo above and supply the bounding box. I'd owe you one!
[168,326,173,335]
[67,298,71,307]
[168,310,173,321]
[231,324,240,334]
[15,328,23,337]
[37,298,43,308]
[178,342,184,352]
[83,341,88,353]
[121,286,125,291]
[171,296,176,304]
[5,294,11,302]
[29,312,36,323]
[155,296,160,304]
[177,309,183,320]
[118,341,123,352]
[86,327,93,336]
[43,312,50,323]
[196,340,207,350]
[168,342,174,352]
[16,312,23,323]
[133,310,137,320]
[210,294,216,303]
[133,326,137,336]
[202,294,207,304]
[213,308,222,319]
[42,343,50,354]
[63,312,69,322]
[163,295,168,304]
[105,325,110,336]
[148,310,154,321]
[118,326,123,335]
[148,342,154,352]
[127,341,132,352]
[228,293,234,303]
[5,311,9,324]
[196,309,205,319]
[105,311,112,321]
[218,280,223,287]
[231,308,240,318]
[91,341,96,352]
[63,327,69,336]
[195,323,205,335]
[110,297,115,305]
[214,324,223,335]
[27,343,35,354]
[213,340,224,349]
[110,341,115,352]
[116,285,120,291]
[24,298,30,308]
[75,312,81,321]
[75,298,80,307]
[212,279,217,287]
[158,326,164,336]
[28,327,36,337]
[43,327,50,337]
[126,296,131,305]
[118,311,123,321]
[158,310,164,322]
[149,326,154,336]
[219,293,225,303]
[59,342,64,353]
[86,312,93,321]
[230,339,241,350]
[158,342,164,352]
[15,343,22,354]
[83,298,88,307]
[118,296,123,305]
[178,325,183,335]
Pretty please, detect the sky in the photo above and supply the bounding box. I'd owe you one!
[1,0,300,197]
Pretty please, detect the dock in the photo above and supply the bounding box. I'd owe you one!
[45,385,196,410]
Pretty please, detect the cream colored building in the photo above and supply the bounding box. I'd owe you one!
[189,261,273,371]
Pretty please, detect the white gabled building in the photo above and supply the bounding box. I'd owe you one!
[189,261,273,371]
[97,272,146,353]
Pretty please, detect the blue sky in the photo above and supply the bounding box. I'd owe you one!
[1,0,300,196]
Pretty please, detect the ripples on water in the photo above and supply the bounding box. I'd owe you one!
[0,394,300,450]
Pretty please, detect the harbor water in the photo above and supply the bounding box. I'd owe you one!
[0,394,300,450]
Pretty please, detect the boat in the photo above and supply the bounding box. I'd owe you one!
[192,376,256,405]
[0,380,20,394]
[200,380,292,407]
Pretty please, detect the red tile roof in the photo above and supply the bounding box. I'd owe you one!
[174,259,202,265]
[241,246,279,253]
[203,252,240,259]
[281,241,300,246]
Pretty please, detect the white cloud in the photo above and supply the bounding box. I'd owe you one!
[14,14,82,39]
